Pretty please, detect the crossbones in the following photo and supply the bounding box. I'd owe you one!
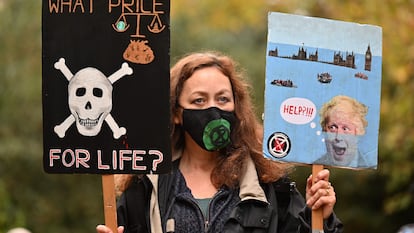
[53,58,133,139]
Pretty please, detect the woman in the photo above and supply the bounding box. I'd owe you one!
[97,51,343,233]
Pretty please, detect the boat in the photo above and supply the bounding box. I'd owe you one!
[270,79,296,88]
[317,72,332,83]
[354,72,368,80]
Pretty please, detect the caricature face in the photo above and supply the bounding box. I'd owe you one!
[324,132,359,166]
[323,107,361,166]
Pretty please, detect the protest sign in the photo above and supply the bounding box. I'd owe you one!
[263,12,382,232]
[42,0,171,174]
[42,2,170,230]
[263,12,382,170]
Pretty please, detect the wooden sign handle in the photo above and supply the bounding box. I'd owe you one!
[312,164,324,233]
[102,175,118,233]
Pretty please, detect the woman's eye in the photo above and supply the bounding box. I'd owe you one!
[192,98,204,104]
[218,96,230,103]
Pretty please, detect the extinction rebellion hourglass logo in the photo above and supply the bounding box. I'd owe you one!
[267,132,291,158]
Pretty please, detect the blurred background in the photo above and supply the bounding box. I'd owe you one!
[1,0,413,232]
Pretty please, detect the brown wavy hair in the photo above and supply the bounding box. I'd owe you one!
[115,51,292,194]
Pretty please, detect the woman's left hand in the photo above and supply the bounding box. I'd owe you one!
[306,169,336,219]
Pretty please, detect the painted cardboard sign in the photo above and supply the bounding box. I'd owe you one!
[263,12,382,169]
[42,0,171,174]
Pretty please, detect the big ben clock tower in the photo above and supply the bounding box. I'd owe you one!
[365,45,372,71]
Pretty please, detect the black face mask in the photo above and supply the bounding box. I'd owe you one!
[181,107,236,151]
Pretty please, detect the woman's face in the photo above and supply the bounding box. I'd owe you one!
[174,66,235,151]
[176,67,235,117]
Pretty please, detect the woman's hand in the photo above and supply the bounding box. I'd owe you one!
[306,169,336,219]
[96,225,124,233]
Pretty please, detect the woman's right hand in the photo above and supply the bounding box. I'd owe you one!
[96,225,124,233]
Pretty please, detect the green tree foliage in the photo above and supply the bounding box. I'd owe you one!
[0,0,413,232]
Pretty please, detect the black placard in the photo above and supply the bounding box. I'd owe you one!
[42,0,171,174]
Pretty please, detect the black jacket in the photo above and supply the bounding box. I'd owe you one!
[117,160,343,233]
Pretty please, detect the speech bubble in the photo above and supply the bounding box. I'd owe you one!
[280,97,316,124]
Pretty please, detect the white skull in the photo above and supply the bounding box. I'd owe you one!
[68,67,113,136]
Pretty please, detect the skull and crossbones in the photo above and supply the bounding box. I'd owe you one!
[53,58,133,139]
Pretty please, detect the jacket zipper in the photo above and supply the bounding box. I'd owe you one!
[204,189,223,233]
[204,219,209,233]
[188,197,210,233]
[203,200,210,233]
